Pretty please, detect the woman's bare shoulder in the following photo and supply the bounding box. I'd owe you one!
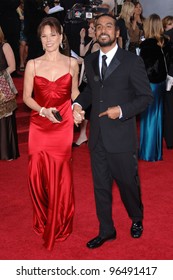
[2,42,13,52]
[2,42,9,49]
[26,55,44,69]
[25,59,34,69]
[92,42,100,53]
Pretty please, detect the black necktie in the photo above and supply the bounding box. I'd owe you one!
[101,55,107,80]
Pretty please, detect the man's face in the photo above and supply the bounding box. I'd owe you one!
[95,16,117,47]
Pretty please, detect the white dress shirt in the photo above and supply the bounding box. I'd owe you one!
[99,44,122,118]
[99,44,118,75]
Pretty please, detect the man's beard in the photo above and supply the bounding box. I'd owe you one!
[97,34,116,47]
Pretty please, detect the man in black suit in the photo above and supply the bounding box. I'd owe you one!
[73,14,153,249]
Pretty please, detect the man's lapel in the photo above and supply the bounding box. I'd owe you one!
[104,55,120,80]
[91,48,122,81]
[92,52,101,82]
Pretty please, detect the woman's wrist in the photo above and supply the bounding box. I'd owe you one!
[39,107,46,117]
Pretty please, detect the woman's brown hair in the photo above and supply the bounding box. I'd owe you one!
[162,15,173,30]
[0,26,5,44]
[37,16,70,56]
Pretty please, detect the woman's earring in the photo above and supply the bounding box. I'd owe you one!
[60,42,64,49]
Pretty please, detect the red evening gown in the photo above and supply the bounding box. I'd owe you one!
[28,73,74,250]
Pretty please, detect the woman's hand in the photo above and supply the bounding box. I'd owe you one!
[99,106,121,120]
[80,28,86,41]
[40,107,61,123]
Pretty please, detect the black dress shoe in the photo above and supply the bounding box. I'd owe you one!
[87,231,116,249]
[131,221,143,238]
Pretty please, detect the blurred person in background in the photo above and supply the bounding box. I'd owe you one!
[128,1,145,53]
[0,27,19,160]
[0,0,21,77]
[162,15,173,149]
[139,14,172,161]
[17,0,28,71]
[116,1,135,50]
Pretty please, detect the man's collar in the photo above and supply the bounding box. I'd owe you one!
[100,44,118,58]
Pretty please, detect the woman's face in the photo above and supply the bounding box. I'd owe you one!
[134,4,142,15]
[165,21,173,31]
[88,23,96,38]
[40,25,62,52]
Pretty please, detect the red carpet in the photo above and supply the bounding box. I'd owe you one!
[0,77,173,260]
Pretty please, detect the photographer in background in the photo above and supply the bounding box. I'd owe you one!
[63,1,113,55]
[61,0,90,14]
[63,0,90,55]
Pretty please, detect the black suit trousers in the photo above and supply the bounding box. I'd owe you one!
[90,133,143,235]
[163,90,173,147]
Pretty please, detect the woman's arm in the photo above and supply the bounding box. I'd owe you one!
[80,41,90,57]
[79,28,90,57]
[3,43,16,74]
[71,58,80,101]
[23,59,41,112]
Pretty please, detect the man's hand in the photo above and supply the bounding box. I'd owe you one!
[73,104,85,126]
[99,106,121,119]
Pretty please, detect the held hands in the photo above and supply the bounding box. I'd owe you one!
[99,106,121,120]
[73,104,85,127]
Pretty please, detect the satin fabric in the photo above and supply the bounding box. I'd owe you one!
[28,73,74,250]
[139,81,166,161]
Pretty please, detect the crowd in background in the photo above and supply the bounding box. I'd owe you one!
[0,0,173,162]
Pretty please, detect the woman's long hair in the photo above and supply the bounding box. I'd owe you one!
[143,14,165,47]
[133,1,145,22]
[119,2,135,28]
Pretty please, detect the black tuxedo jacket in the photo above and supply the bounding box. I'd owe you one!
[75,47,153,153]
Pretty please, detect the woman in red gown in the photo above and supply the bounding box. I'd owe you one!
[23,17,81,250]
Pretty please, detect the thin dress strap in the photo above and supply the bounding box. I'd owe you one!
[69,57,71,74]
[33,59,36,76]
